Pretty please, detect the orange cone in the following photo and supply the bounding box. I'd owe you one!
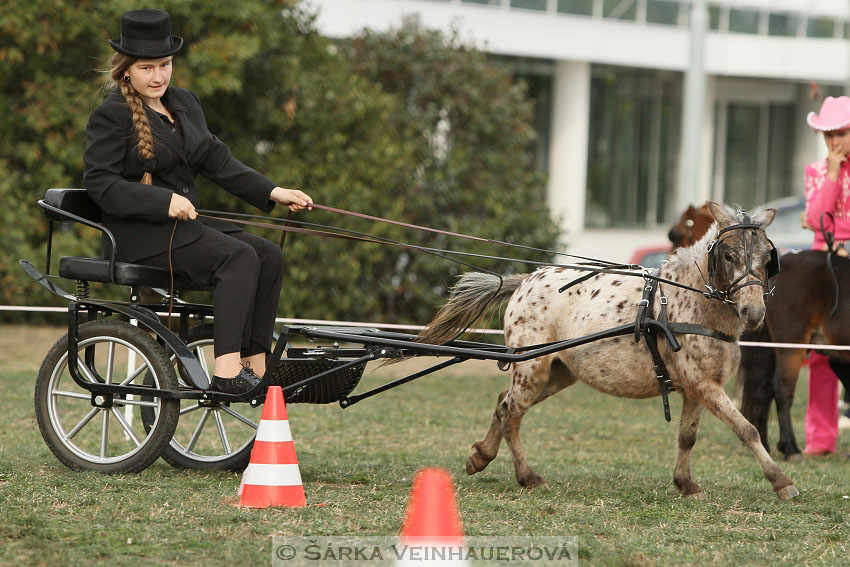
[238,386,306,508]
[396,468,469,565]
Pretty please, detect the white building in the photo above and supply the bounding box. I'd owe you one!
[312,0,850,261]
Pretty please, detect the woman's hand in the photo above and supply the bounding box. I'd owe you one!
[800,211,813,231]
[826,143,847,181]
[168,193,197,221]
[270,187,313,212]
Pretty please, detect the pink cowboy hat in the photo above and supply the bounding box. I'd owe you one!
[807,96,850,131]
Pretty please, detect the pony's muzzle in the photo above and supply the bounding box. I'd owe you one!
[738,304,766,331]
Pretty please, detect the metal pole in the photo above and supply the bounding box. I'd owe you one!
[677,0,708,213]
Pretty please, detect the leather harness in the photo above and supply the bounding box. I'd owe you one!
[635,269,735,422]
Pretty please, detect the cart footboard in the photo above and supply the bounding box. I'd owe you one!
[270,358,366,404]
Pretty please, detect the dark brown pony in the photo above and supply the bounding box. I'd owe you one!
[738,251,850,460]
[668,203,715,248]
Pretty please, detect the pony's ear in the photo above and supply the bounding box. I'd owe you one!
[706,201,734,226]
[758,208,777,228]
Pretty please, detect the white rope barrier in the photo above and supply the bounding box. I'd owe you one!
[0,305,503,334]
[736,340,850,351]
[2,305,847,347]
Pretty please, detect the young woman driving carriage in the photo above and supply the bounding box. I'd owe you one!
[800,96,850,455]
[83,9,312,395]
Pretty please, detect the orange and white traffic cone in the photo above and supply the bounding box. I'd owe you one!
[238,385,306,508]
[396,468,469,565]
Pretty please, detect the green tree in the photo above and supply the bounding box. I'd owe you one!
[1,2,560,326]
[336,16,561,322]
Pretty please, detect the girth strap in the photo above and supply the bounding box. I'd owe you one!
[636,271,675,422]
[634,269,737,422]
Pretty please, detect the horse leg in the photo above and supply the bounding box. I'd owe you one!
[466,389,508,475]
[501,358,558,489]
[467,358,575,480]
[740,365,774,454]
[695,382,798,500]
[673,395,706,497]
[773,349,805,461]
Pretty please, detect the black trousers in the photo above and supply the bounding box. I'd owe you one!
[139,227,284,358]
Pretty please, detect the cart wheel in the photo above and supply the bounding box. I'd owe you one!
[151,324,260,471]
[34,319,180,473]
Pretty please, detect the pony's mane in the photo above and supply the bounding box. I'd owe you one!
[667,223,718,266]
[666,203,773,267]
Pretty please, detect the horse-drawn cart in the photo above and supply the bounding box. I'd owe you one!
[20,189,798,500]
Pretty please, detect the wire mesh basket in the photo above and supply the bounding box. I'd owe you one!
[270,358,366,404]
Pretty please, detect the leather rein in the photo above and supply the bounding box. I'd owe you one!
[186,206,767,422]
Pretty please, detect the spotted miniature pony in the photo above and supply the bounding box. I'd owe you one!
[420,203,798,500]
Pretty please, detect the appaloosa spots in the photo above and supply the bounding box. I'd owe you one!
[591,289,601,299]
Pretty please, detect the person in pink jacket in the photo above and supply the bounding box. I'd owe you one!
[801,96,850,455]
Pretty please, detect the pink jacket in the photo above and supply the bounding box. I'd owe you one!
[805,159,850,248]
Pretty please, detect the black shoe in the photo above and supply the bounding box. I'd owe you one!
[211,367,261,394]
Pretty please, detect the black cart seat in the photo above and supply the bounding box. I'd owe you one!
[42,188,209,291]
[57,256,208,290]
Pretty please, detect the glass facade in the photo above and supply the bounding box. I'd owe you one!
[456,0,850,38]
[728,8,760,34]
[806,17,835,38]
[585,66,681,228]
[511,0,547,11]
[603,0,636,21]
[646,0,680,26]
[715,102,796,209]
[445,0,849,226]
[558,0,594,16]
[768,13,798,37]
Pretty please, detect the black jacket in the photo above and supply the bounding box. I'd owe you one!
[83,86,275,262]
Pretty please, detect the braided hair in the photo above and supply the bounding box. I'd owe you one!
[109,53,154,185]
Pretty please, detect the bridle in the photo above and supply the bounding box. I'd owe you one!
[703,213,779,304]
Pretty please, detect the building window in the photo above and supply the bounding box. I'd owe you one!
[462,0,500,5]
[806,17,835,38]
[708,5,722,30]
[714,102,795,209]
[511,0,547,11]
[768,13,798,37]
[603,0,636,22]
[497,56,554,178]
[728,8,760,34]
[558,0,593,16]
[646,0,680,26]
[586,66,681,228]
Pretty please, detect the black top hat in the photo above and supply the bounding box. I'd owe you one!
[109,9,183,58]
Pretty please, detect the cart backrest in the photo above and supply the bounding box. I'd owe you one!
[42,188,102,223]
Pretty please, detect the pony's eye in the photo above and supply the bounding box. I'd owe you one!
[724,253,734,262]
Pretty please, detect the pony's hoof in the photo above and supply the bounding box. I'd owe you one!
[685,491,705,499]
[785,453,803,463]
[466,444,495,475]
[518,473,547,489]
[776,485,799,501]
[674,478,702,497]
[465,456,481,476]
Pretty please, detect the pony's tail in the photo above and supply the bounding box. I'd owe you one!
[738,324,776,452]
[416,272,528,345]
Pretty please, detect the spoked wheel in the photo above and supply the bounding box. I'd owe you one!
[34,319,180,473]
[149,324,260,471]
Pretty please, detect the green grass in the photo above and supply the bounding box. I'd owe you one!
[1,326,849,566]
